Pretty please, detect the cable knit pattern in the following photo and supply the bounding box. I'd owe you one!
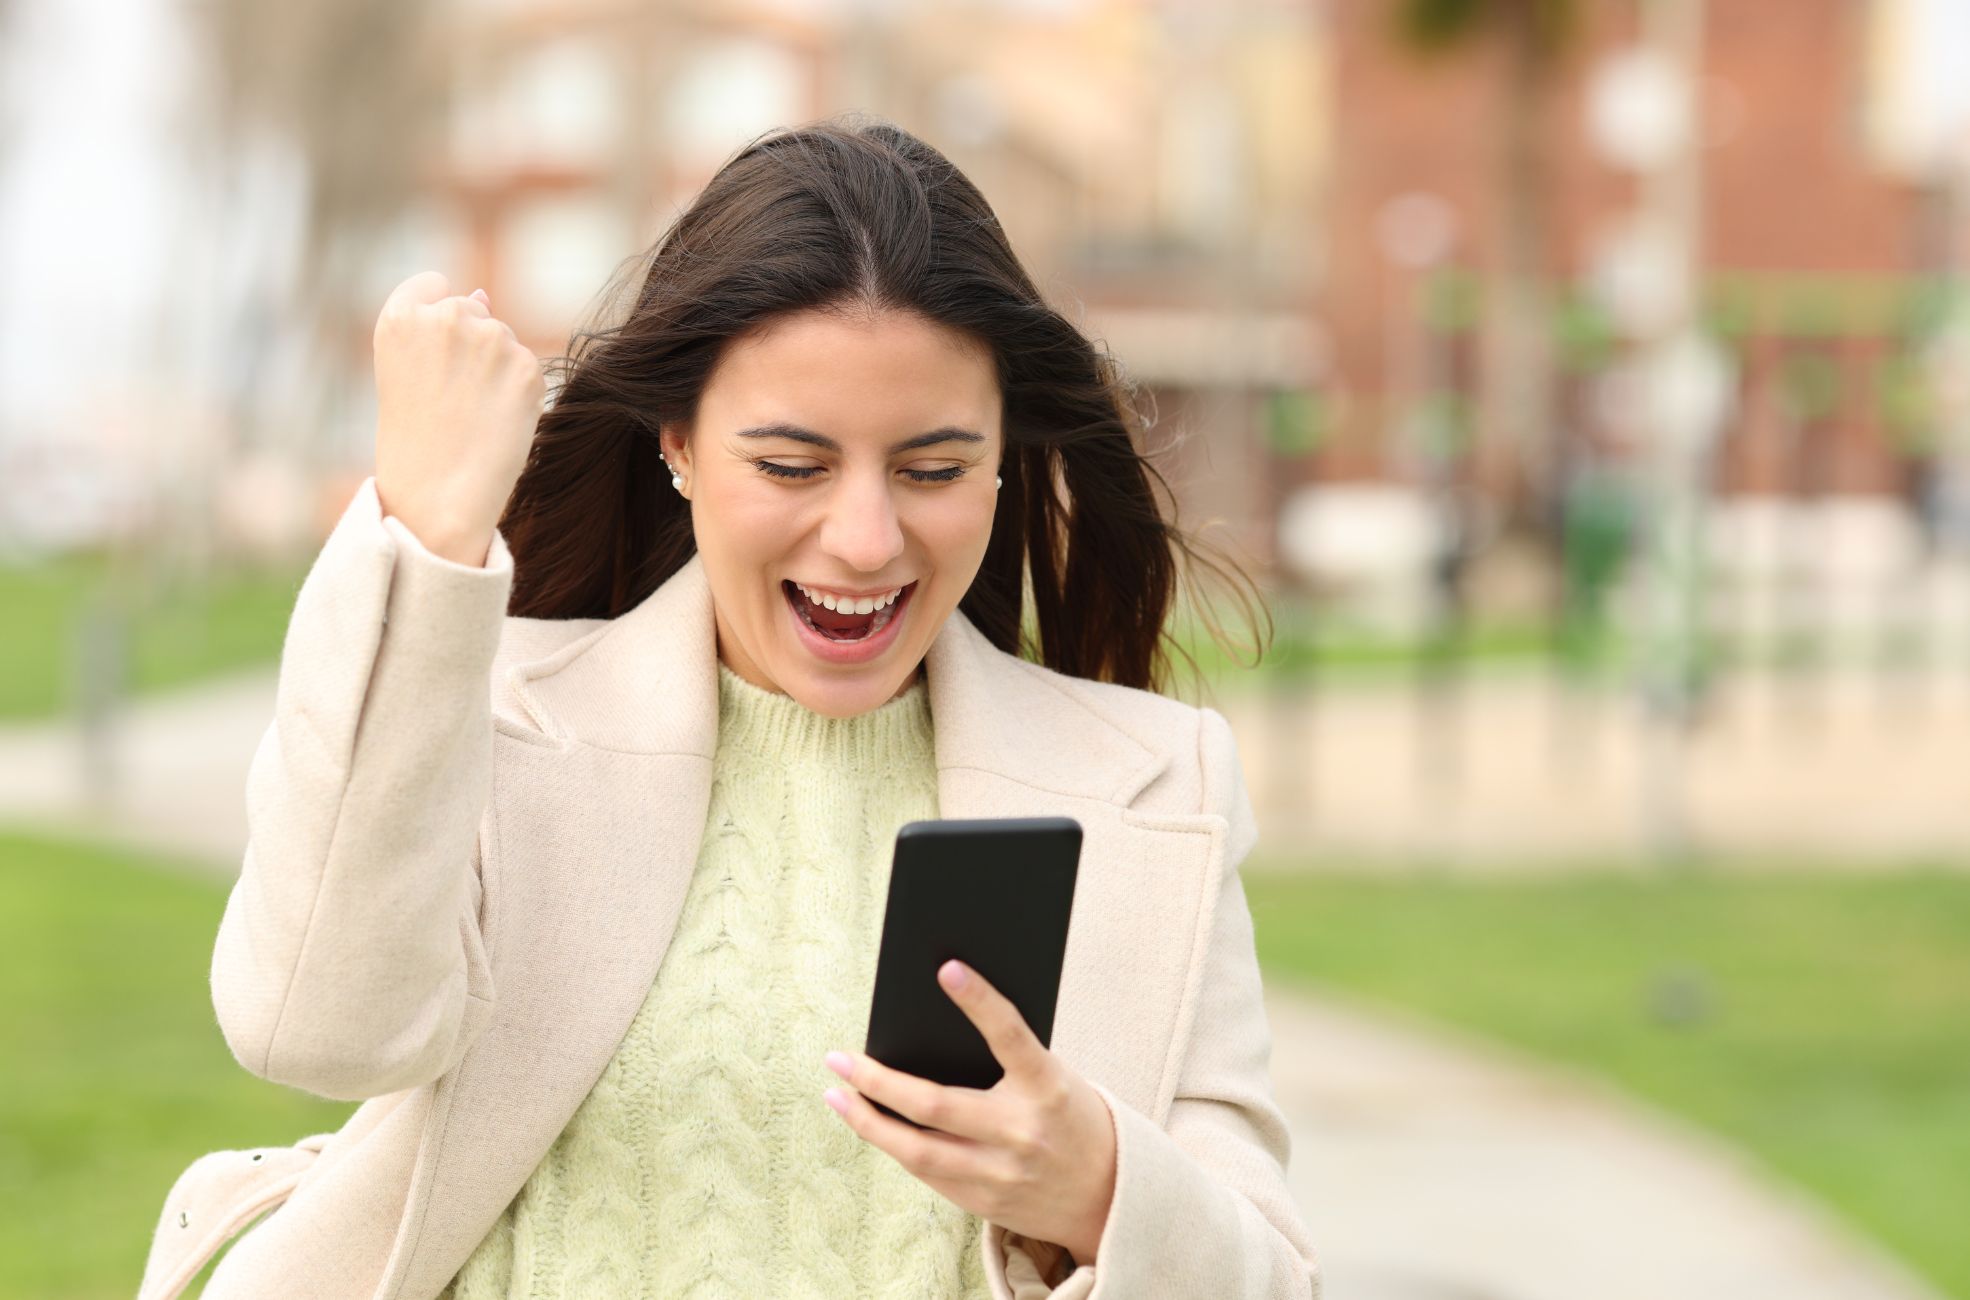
[438,660,990,1299]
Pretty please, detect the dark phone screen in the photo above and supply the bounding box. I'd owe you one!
[861,816,1082,1130]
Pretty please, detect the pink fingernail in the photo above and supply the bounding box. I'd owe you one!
[825,1050,853,1079]
[823,1088,847,1114]
[940,959,968,989]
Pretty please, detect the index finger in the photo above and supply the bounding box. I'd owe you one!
[941,961,1050,1080]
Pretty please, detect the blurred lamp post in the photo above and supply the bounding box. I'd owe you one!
[1585,0,1724,864]
[1924,131,1970,683]
[1377,191,1471,812]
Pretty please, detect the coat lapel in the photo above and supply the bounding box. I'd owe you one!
[380,552,1228,1299]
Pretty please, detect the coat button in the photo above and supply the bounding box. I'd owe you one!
[179,1211,189,1228]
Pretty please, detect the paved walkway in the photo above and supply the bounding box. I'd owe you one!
[1268,986,1945,1300]
[0,669,278,872]
[1214,668,1970,868]
[0,672,1950,1300]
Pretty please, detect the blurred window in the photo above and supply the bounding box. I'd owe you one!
[453,38,620,171]
[663,38,805,172]
[497,195,633,331]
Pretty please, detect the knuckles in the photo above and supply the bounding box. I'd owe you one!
[1005,1118,1044,1159]
[914,1090,950,1129]
[374,304,540,384]
[982,1153,1032,1215]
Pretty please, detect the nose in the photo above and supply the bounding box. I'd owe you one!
[818,468,906,574]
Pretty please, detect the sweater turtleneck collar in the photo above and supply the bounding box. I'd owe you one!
[714,659,933,773]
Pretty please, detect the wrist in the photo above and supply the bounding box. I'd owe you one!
[1057,1207,1104,1265]
[376,488,495,567]
[419,526,495,569]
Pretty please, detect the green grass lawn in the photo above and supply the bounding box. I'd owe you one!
[1244,865,1970,1300]
[5,825,1965,1298]
[0,552,308,723]
[0,829,357,1300]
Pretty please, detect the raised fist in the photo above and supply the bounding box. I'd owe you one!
[371,271,545,567]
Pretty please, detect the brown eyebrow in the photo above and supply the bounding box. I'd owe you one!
[732,422,987,453]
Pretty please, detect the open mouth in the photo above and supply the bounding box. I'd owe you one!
[782,579,916,643]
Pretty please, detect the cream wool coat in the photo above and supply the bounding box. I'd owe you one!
[137,476,1322,1300]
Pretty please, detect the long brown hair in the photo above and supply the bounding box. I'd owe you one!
[499,113,1268,695]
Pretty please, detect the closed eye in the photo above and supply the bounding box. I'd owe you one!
[754,460,969,483]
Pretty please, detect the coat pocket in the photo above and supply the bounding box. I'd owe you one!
[137,1132,333,1300]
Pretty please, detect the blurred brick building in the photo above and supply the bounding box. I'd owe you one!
[1314,0,1963,510]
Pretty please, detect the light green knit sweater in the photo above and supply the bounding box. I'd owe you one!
[437,660,990,1299]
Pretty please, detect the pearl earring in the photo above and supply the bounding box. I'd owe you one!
[995,475,1003,490]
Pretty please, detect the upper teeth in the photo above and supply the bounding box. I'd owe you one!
[795,582,904,615]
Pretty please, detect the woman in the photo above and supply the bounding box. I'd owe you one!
[138,116,1319,1300]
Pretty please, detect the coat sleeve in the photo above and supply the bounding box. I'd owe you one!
[209,476,509,1102]
[983,706,1322,1299]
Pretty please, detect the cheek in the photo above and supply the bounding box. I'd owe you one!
[949,490,1000,550]
[697,481,796,560]
[911,497,997,577]
[692,488,804,626]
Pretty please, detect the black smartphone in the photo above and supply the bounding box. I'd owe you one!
[862,816,1083,1131]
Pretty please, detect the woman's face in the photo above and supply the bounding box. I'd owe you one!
[661,307,1004,718]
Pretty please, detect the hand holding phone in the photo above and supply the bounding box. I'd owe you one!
[862,816,1083,1129]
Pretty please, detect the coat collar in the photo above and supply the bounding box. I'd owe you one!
[501,550,1172,808]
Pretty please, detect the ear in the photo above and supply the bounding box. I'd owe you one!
[659,425,690,471]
